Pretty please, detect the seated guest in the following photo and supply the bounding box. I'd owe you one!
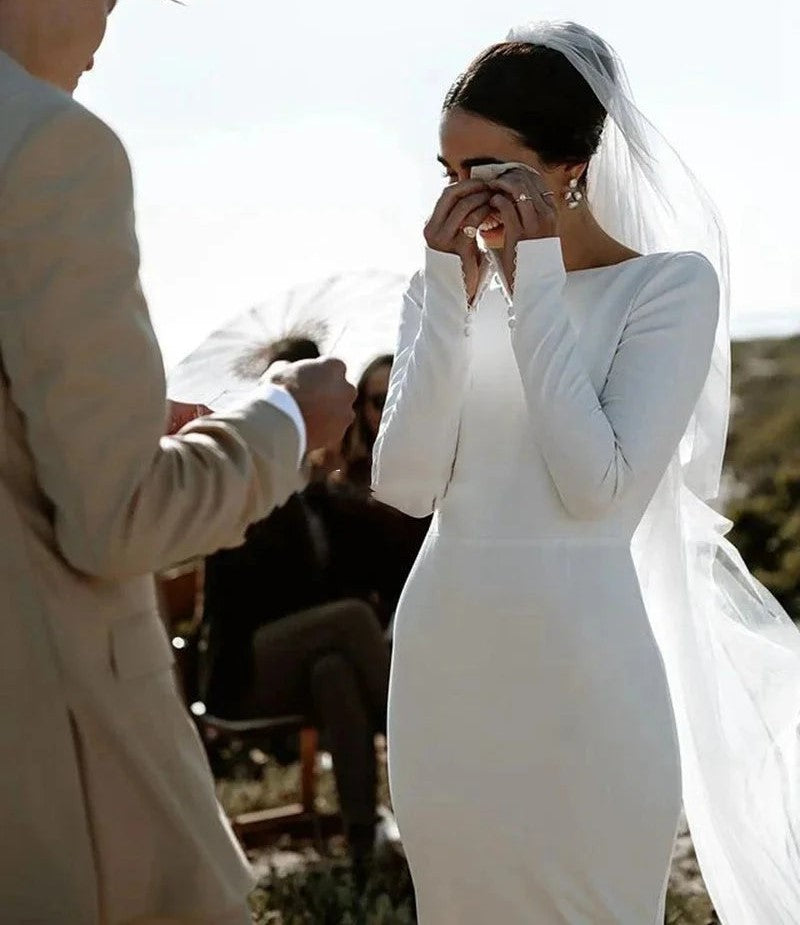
[315,355,433,627]
[201,337,390,874]
[339,354,395,494]
[304,476,429,631]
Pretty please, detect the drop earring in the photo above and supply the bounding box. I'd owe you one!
[565,178,584,210]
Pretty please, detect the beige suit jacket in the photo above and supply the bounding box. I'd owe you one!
[0,52,305,924]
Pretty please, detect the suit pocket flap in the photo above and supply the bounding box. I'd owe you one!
[110,612,175,681]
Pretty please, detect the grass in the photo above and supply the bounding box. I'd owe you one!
[245,850,714,925]
[248,848,416,925]
[215,744,717,925]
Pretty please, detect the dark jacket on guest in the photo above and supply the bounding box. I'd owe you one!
[201,492,332,717]
[201,483,431,717]
[306,481,432,625]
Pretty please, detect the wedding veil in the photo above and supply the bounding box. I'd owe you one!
[507,21,800,922]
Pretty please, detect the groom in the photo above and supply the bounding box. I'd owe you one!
[0,1,355,923]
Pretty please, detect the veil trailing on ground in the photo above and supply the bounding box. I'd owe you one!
[508,21,800,922]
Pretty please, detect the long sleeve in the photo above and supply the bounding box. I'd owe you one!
[509,238,719,520]
[0,102,305,580]
[371,249,473,517]
[256,384,307,463]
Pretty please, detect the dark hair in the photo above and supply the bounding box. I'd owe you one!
[444,42,610,185]
[356,354,394,399]
[264,337,321,365]
[232,335,320,380]
[340,354,394,491]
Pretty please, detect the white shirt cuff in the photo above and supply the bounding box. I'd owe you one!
[258,384,307,465]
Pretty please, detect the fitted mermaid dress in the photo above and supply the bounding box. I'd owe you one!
[372,237,719,924]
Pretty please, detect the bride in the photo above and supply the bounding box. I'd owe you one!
[372,20,800,925]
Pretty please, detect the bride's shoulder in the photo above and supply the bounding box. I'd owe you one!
[637,250,718,285]
[631,251,720,328]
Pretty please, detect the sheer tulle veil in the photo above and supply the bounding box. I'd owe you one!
[507,21,800,923]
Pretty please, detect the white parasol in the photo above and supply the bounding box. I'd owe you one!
[167,269,409,411]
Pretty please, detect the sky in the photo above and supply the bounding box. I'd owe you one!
[77,0,800,369]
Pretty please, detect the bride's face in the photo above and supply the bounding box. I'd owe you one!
[438,107,556,249]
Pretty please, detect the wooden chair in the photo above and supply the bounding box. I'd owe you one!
[199,714,342,850]
[156,560,340,848]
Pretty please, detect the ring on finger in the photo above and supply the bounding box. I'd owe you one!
[515,193,534,203]
[462,226,478,238]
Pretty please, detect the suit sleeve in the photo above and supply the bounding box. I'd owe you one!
[0,103,305,580]
[509,238,720,519]
[371,249,472,517]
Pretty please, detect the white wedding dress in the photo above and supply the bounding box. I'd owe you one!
[372,236,719,924]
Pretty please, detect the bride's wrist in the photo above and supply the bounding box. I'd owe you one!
[423,247,475,320]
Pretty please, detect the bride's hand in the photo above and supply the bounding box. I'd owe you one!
[424,179,492,301]
[487,168,559,292]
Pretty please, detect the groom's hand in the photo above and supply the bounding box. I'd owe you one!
[166,401,212,435]
[270,358,356,452]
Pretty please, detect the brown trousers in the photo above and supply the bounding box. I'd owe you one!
[244,599,390,828]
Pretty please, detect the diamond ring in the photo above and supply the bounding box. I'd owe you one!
[462,226,478,238]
